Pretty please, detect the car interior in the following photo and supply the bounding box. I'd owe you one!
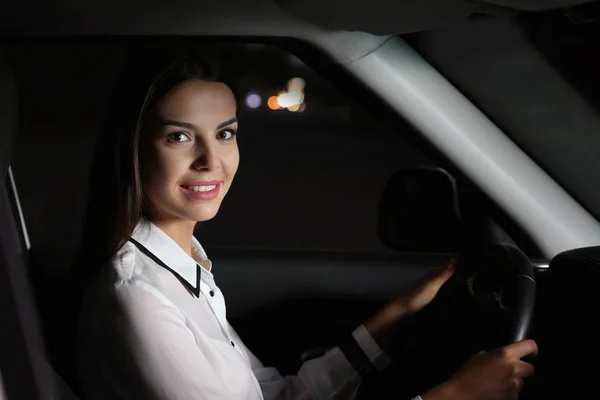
[2,1,600,400]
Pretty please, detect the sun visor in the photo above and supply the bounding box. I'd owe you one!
[480,0,593,11]
[275,0,598,34]
[275,0,517,35]
[0,50,18,180]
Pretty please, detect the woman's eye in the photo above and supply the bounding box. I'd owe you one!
[217,129,236,140]
[167,132,191,143]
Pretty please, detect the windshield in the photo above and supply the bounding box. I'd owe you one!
[404,7,600,221]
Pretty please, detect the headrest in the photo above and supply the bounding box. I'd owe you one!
[378,166,463,253]
[0,50,18,179]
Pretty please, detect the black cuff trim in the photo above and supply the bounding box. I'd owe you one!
[338,335,378,379]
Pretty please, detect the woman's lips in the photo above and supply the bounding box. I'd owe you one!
[179,181,221,200]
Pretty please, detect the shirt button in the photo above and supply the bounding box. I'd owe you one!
[209,290,215,297]
[231,341,235,347]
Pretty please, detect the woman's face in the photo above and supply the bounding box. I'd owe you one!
[141,79,239,224]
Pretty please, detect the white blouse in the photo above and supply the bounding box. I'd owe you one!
[78,220,419,400]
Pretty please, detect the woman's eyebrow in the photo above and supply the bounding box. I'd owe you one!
[161,118,237,131]
[162,120,197,130]
[217,117,238,130]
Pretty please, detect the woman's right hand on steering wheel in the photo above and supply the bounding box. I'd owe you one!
[422,339,538,400]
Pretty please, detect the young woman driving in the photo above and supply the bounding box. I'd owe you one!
[77,47,538,400]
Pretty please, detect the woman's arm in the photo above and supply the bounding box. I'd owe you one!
[81,280,251,400]
[229,262,457,400]
[231,323,421,400]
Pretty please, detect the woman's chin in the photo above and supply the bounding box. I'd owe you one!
[185,204,222,223]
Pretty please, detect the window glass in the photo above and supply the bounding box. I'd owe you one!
[6,41,449,257]
[195,44,435,253]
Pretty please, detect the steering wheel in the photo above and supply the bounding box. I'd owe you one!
[376,243,537,399]
[466,242,536,343]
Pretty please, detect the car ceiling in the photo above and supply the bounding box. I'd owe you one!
[0,0,596,36]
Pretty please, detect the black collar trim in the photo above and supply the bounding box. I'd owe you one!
[129,238,201,298]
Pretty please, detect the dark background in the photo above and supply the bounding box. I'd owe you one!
[5,9,600,275]
[4,40,432,276]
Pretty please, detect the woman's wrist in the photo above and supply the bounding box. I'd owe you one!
[364,299,409,349]
[421,380,460,400]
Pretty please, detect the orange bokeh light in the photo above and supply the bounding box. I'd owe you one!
[267,96,279,110]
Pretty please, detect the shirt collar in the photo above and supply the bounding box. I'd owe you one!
[130,219,210,297]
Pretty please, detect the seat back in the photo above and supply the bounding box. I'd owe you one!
[0,48,80,400]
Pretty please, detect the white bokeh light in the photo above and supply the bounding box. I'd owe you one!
[277,91,303,108]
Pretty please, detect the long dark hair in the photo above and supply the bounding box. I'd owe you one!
[76,44,233,280]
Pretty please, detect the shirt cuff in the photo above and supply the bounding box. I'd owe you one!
[352,324,392,372]
[338,324,393,379]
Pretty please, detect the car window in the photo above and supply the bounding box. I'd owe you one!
[194,44,437,254]
[6,40,441,257]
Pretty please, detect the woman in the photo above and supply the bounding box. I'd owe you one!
[77,46,538,400]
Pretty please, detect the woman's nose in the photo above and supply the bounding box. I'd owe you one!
[191,144,219,171]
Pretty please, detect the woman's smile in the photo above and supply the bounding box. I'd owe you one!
[179,180,222,200]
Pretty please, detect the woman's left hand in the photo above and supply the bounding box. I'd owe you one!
[365,259,456,345]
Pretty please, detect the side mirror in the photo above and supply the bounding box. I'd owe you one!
[378,166,463,253]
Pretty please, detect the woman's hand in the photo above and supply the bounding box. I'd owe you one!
[422,339,538,400]
[364,259,455,345]
[395,258,456,316]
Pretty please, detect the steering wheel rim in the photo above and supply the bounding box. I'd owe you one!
[471,243,536,343]
[503,243,536,343]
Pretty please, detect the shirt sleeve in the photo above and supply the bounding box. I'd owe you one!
[85,280,248,400]
[230,323,418,400]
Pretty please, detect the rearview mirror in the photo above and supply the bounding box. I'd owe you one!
[378,166,463,253]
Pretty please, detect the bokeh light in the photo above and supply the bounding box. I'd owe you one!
[277,92,303,108]
[288,77,305,93]
[269,78,307,112]
[267,96,280,110]
[245,93,261,109]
